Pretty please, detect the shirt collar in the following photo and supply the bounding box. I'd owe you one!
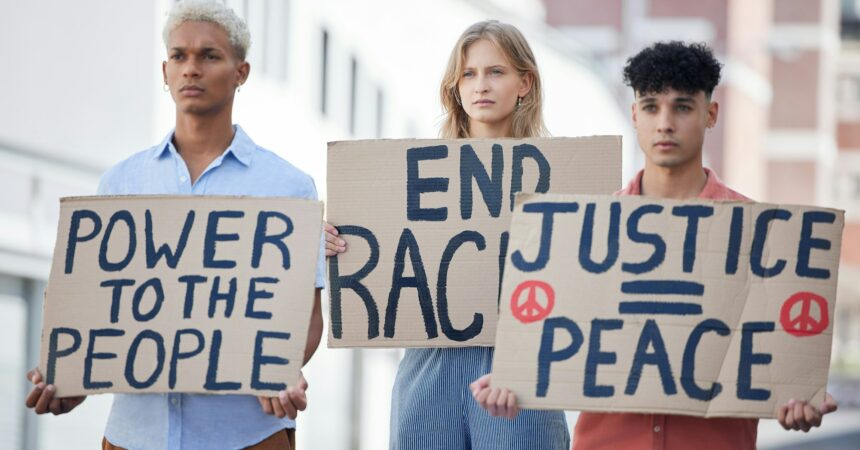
[619,167,721,198]
[151,125,254,167]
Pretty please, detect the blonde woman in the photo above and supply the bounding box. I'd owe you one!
[326,20,570,450]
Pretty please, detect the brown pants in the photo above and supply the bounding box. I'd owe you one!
[102,428,296,450]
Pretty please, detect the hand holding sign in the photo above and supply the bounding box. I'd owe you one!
[324,222,347,257]
[24,368,86,415]
[258,371,309,419]
[777,394,838,432]
[470,374,520,420]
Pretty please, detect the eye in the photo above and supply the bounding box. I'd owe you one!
[204,53,220,60]
[170,53,184,61]
[642,104,656,112]
[462,70,474,78]
[676,105,691,112]
[491,68,504,75]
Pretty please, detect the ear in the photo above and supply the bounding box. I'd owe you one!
[518,72,534,98]
[706,100,719,128]
[162,61,168,85]
[631,102,638,128]
[236,61,250,88]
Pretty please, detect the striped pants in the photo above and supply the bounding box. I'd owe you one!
[390,347,570,450]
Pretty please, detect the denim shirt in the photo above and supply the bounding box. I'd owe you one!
[99,125,325,450]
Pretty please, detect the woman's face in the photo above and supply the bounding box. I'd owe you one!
[457,39,531,134]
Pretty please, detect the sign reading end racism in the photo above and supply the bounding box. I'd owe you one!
[491,193,844,418]
[40,196,323,397]
[326,137,621,348]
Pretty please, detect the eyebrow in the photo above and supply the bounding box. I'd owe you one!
[673,96,695,104]
[637,96,696,104]
[169,46,223,53]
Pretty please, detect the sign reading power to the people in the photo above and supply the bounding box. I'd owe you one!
[40,196,323,397]
[491,193,844,418]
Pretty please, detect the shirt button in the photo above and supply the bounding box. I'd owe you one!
[653,425,661,433]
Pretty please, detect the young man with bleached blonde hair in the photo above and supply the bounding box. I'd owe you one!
[25,2,324,449]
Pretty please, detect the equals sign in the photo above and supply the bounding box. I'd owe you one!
[618,280,704,316]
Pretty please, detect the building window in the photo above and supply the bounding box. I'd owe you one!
[376,88,384,138]
[349,56,358,134]
[264,0,290,81]
[838,73,860,120]
[843,0,860,40]
[321,29,329,115]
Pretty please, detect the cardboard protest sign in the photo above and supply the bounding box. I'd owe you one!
[491,193,844,418]
[40,196,323,397]
[327,137,621,347]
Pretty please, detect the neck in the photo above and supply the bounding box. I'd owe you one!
[468,117,513,139]
[173,110,235,159]
[641,157,707,200]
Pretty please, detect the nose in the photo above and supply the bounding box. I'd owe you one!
[182,59,201,79]
[656,109,674,134]
[474,73,489,94]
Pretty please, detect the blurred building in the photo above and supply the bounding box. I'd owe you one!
[836,0,860,374]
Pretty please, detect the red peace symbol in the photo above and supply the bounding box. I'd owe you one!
[780,291,829,337]
[510,280,555,324]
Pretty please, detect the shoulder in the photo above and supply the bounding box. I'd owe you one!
[724,185,752,202]
[703,167,752,202]
[97,147,159,195]
[250,146,318,198]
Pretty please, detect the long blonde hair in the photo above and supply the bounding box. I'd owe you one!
[440,20,547,139]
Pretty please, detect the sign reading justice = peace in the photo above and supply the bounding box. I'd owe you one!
[491,193,845,418]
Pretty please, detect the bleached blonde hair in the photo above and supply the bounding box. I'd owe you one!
[440,20,547,139]
[162,0,251,61]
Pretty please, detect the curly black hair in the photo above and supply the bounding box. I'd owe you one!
[623,41,722,97]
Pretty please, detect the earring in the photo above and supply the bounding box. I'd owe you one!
[237,83,242,93]
[516,96,523,108]
[163,83,169,92]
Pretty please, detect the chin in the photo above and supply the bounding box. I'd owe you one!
[180,104,210,114]
[653,156,696,169]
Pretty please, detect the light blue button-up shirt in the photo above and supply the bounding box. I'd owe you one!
[98,126,325,450]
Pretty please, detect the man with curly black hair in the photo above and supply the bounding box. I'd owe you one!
[473,41,838,450]
[571,40,838,450]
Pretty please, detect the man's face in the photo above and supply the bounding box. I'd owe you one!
[162,21,248,116]
[632,88,718,169]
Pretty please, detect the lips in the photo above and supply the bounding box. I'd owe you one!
[179,85,204,96]
[473,99,495,106]
[654,140,677,149]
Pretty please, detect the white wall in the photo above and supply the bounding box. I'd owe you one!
[0,1,158,170]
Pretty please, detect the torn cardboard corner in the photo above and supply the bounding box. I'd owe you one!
[491,193,844,419]
[40,195,323,397]
[326,137,622,348]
